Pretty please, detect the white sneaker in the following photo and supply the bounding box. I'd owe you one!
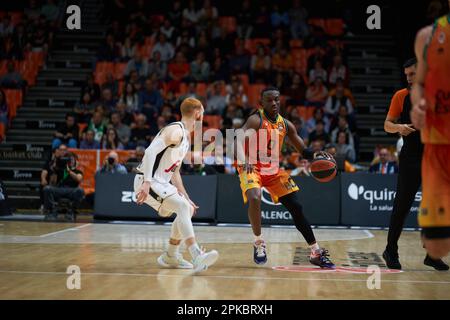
[157,252,193,269]
[192,250,219,273]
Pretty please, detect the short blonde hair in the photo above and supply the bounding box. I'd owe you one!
[180,97,203,116]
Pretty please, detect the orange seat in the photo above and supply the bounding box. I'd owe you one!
[291,49,307,76]
[237,74,249,94]
[218,16,237,34]
[117,80,125,96]
[308,18,326,31]
[78,123,88,136]
[325,19,344,36]
[244,38,271,54]
[203,115,222,130]
[178,83,188,95]
[289,39,303,49]
[0,122,5,142]
[139,44,153,59]
[8,12,23,26]
[196,83,207,97]
[94,71,108,85]
[144,36,155,46]
[114,63,127,80]
[95,62,114,73]
[4,89,23,120]
[305,106,315,120]
[297,106,307,120]
[247,84,266,108]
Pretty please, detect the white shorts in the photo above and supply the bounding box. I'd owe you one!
[133,174,187,217]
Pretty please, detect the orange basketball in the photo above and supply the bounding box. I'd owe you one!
[309,158,337,183]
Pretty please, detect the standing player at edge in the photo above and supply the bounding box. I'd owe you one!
[236,87,335,268]
[411,3,450,260]
[134,97,219,272]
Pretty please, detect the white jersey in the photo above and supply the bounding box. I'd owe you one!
[137,122,190,185]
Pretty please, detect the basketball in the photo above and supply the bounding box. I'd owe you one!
[309,158,337,183]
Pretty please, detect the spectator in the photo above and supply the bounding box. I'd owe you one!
[290,158,311,177]
[309,60,328,84]
[206,82,226,115]
[306,77,328,106]
[168,0,183,28]
[198,0,219,28]
[289,0,309,39]
[110,111,131,148]
[115,102,134,126]
[148,50,168,80]
[160,104,177,124]
[160,19,176,41]
[336,131,356,163]
[119,83,139,113]
[310,139,324,153]
[328,54,349,86]
[212,27,235,58]
[98,151,127,174]
[176,28,196,60]
[190,51,210,82]
[324,143,356,172]
[369,147,398,174]
[293,118,309,143]
[81,74,100,101]
[308,119,330,144]
[330,105,357,133]
[222,95,245,130]
[120,37,137,61]
[167,51,190,92]
[250,44,271,83]
[40,0,60,22]
[124,52,149,79]
[74,92,95,124]
[307,45,329,71]
[0,15,14,37]
[138,78,163,120]
[43,151,84,221]
[203,144,235,174]
[271,47,293,76]
[0,90,8,141]
[79,129,101,150]
[237,0,254,39]
[331,117,355,147]
[99,88,117,113]
[25,0,41,21]
[209,56,229,82]
[97,34,120,62]
[271,4,289,28]
[40,144,66,211]
[101,73,119,98]
[229,42,251,74]
[125,146,146,173]
[130,113,152,147]
[52,113,79,149]
[324,80,354,115]
[225,76,248,108]
[253,4,271,37]
[151,33,175,63]
[0,62,26,89]
[101,128,124,150]
[285,73,307,105]
[306,108,331,133]
[182,0,201,25]
[86,111,107,143]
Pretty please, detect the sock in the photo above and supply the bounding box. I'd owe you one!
[254,235,264,244]
[188,243,202,259]
[167,243,179,257]
[309,243,320,255]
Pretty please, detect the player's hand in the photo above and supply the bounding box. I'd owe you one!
[136,181,150,205]
[314,151,335,162]
[243,163,254,174]
[397,123,416,136]
[411,98,426,129]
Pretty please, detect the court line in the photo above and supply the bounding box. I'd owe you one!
[39,223,92,238]
[0,269,449,285]
[363,230,374,238]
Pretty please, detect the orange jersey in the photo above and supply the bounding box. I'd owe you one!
[423,14,450,144]
[249,109,289,175]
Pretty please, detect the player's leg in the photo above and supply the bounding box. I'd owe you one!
[384,160,421,269]
[420,145,450,264]
[160,193,219,272]
[279,191,335,269]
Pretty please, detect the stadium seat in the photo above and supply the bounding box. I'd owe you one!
[9,12,23,26]
[117,80,125,96]
[203,115,222,130]
[114,63,127,81]
[247,84,266,108]
[244,38,271,54]
[196,83,207,97]
[78,123,88,137]
[289,39,304,49]
[308,18,326,31]
[0,122,5,141]
[4,89,23,120]
[325,19,344,36]
[236,74,249,94]
[291,49,307,76]
[218,16,237,34]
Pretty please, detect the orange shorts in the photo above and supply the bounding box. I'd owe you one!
[238,168,299,204]
[419,144,450,228]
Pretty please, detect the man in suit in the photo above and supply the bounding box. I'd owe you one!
[369,147,399,174]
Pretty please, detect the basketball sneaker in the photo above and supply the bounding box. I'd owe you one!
[157,252,193,269]
[424,254,449,271]
[382,249,402,270]
[253,241,268,265]
[192,249,219,273]
[309,248,335,269]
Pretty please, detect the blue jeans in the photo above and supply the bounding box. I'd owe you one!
[52,138,77,149]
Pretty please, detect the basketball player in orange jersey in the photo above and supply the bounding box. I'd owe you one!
[411,3,450,260]
[236,87,335,268]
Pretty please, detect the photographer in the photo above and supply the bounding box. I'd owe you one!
[43,152,84,221]
[98,151,128,174]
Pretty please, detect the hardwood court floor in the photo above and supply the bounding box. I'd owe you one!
[0,221,449,300]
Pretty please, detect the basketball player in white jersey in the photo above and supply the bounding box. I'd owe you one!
[134,97,219,272]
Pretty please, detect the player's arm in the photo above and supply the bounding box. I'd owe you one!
[136,125,183,205]
[285,119,330,160]
[235,114,260,173]
[411,25,432,129]
[171,166,199,214]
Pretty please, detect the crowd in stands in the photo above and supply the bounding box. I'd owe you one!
[0,0,63,141]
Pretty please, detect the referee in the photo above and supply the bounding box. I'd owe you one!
[382,58,449,270]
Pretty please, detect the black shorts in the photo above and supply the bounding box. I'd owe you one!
[421,227,450,239]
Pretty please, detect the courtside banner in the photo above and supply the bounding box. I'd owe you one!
[94,173,217,221]
[216,174,340,225]
[340,173,420,228]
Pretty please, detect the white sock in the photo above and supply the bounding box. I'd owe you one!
[188,243,202,259]
[167,243,179,257]
[254,235,264,243]
[309,243,320,254]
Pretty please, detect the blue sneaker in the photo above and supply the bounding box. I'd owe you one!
[253,241,267,265]
[309,248,335,269]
